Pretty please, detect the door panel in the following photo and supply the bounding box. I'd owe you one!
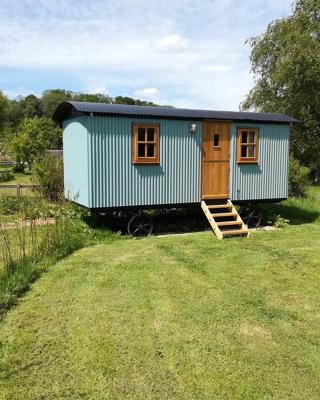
[201,121,230,198]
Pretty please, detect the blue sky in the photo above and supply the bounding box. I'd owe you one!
[0,0,292,110]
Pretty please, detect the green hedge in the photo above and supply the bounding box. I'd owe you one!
[0,171,14,183]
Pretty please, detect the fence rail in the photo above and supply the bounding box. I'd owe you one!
[0,184,39,196]
[0,161,14,167]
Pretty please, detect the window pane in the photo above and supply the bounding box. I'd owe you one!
[147,144,155,157]
[138,143,145,157]
[241,145,247,158]
[138,127,145,141]
[248,145,255,157]
[241,131,248,143]
[249,131,255,143]
[213,134,220,147]
[147,128,155,141]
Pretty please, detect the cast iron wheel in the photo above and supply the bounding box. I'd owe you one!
[127,213,154,237]
[238,204,263,229]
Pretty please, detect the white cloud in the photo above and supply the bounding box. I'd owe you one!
[3,87,40,99]
[134,88,160,98]
[0,0,293,110]
[134,88,161,99]
[83,82,109,94]
[201,65,232,73]
[156,34,188,52]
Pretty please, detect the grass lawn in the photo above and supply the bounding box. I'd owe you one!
[0,169,34,198]
[8,171,33,185]
[0,186,320,399]
[0,167,33,185]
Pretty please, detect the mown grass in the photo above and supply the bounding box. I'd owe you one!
[0,188,319,399]
[0,167,33,185]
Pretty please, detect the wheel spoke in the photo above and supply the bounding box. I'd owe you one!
[128,214,153,236]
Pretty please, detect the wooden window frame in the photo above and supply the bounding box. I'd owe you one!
[132,124,160,164]
[237,127,259,164]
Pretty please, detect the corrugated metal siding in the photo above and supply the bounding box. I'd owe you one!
[86,116,202,208]
[230,123,290,201]
[63,118,89,206]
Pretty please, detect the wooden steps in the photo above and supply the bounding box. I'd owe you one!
[211,212,237,218]
[216,220,242,227]
[201,198,249,240]
[207,204,232,209]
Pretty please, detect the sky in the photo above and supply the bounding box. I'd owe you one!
[0,0,293,110]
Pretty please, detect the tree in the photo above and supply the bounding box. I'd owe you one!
[0,91,8,132]
[241,0,320,166]
[7,116,62,170]
[114,96,159,106]
[72,93,113,103]
[22,95,41,118]
[5,94,41,128]
[41,90,114,116]
[32,154,63,201]
[41,89,73,117]
[114,96,136,105]
[0,91,9,155]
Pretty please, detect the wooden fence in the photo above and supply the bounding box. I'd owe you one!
[0,160,14,167]
[0,184,39,197]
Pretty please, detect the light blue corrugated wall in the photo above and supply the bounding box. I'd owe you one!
[63,118,90,206]
[86,116,202,208]
[230,123,290,201]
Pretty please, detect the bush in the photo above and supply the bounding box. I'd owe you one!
[12,164,25,173]
[289,156,309,197]
[7,116,62,170]
[32,154,63,201]
[0,196,21,214]
[0,171,14,182]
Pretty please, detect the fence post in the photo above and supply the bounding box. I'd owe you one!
[17,184,21,198]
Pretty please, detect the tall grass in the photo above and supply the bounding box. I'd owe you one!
[0,200,93,319]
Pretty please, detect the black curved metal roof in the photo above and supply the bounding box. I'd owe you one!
[53,101,297,124]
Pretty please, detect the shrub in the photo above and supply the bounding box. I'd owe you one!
[7,116,62,170]
[0,171,14,183]
[258,203,289,227]
[0,196,21,214]
[289,156,309,197]
[12,164,25,173]
[32,154,63,201]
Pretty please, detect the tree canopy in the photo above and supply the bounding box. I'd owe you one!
[1,89,160,130]
[0,89,162,169]
[0,91,8,132]
[241,0,320,166]
[8,117,62,170]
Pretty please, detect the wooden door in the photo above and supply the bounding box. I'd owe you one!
[201,121,230,199]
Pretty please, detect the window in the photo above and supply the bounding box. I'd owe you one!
[213,134,220,147]
[133,124,160,164]
[237,128,259,163]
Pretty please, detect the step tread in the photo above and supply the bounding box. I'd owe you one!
[207,204,231,209]
[201,199,248,240]
[222,229,248,236]
[211,212,237,218]
[217,221,242,226]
